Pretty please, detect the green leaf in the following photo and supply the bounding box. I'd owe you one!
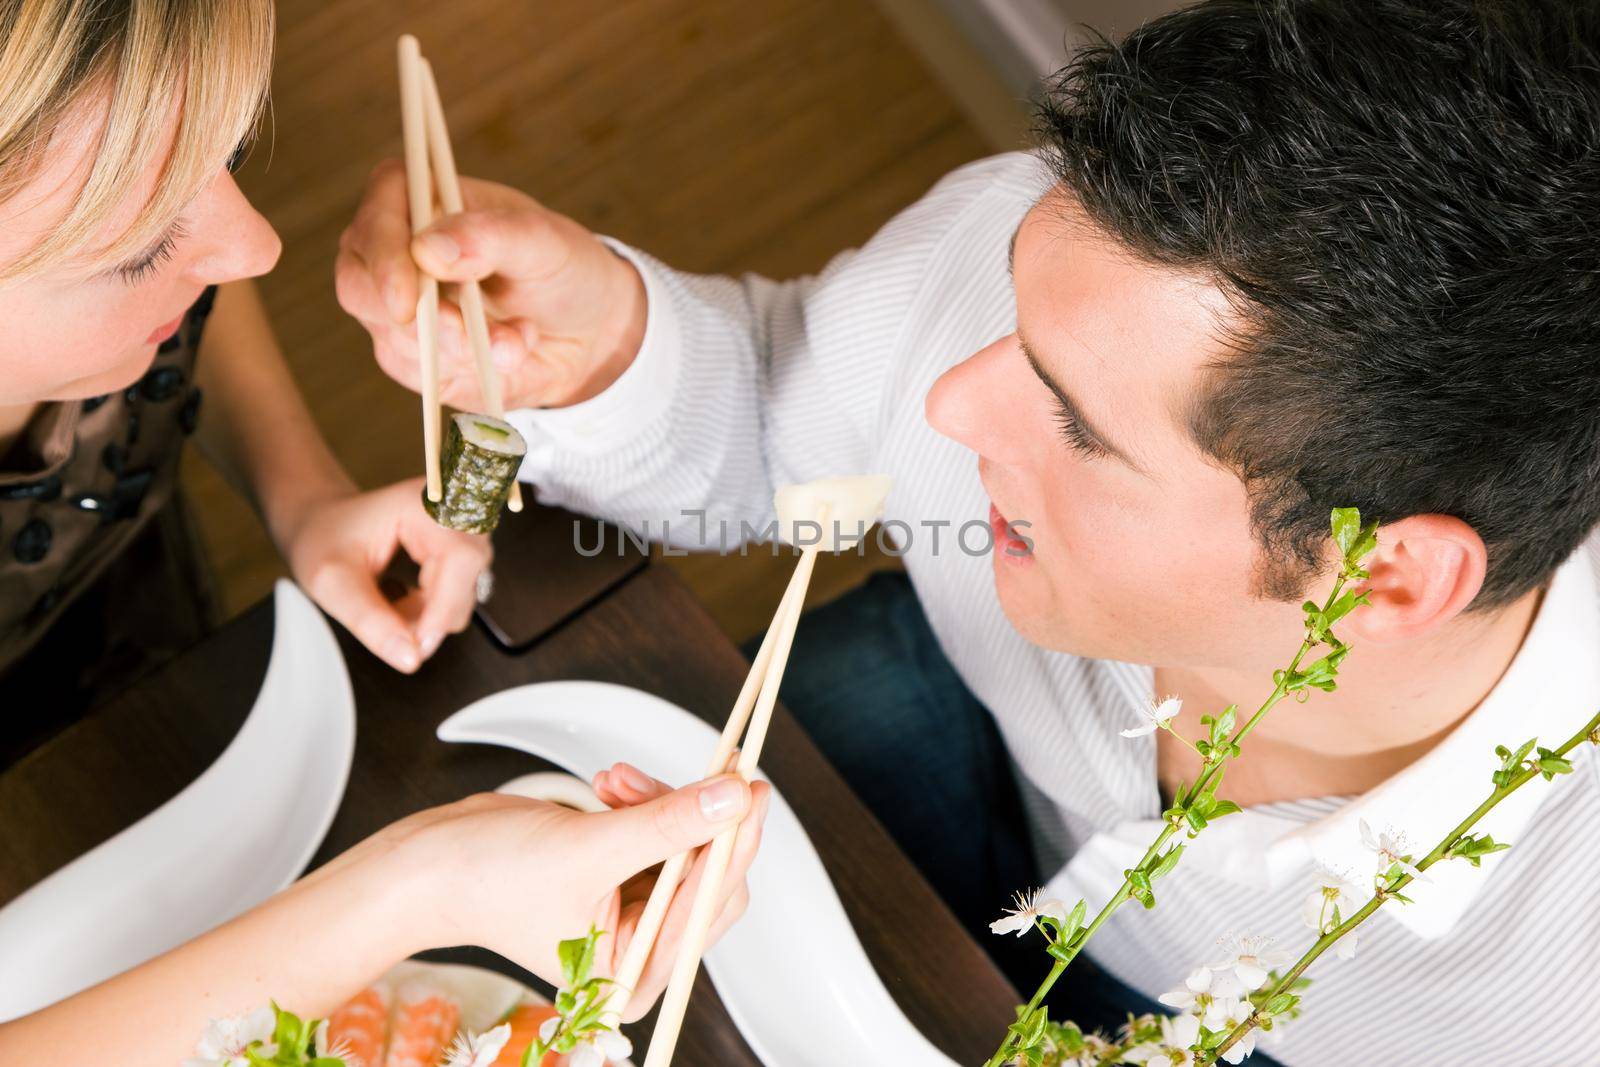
[1184,807,1208,835]
[1264,993,1300,1016]
[1151,844,1185,880]
[1350,520,1379,563]
[1331,508,1360,555]
[1208,800,1244,820]
[1211,705,1238,744]
[1062,899,1087,940]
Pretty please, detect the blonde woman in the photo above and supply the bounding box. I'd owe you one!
[0,4,768,1061]
[0,0,485,759]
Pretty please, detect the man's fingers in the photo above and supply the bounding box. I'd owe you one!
[411,206,573,285]
[348,159,424,324]
[305,559,422,673]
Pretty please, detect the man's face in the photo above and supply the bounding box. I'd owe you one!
[927,189,1321,672]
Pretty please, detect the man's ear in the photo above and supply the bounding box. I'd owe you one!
[1341,514,1486,643]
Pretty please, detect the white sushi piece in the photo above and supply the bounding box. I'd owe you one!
[773,474,892,550]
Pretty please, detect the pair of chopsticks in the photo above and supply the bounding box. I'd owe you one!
[605,506,832,1067]
[397,35,523,513]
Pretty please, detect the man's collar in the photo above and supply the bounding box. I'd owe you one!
[1271,541,1600,938]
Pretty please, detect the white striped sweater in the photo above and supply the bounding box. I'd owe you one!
[508,152,1600,1067]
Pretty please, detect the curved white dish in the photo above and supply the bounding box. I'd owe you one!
[438,681,960,1067]
[0,580,356,1021]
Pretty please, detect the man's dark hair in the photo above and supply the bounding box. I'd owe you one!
[1038,0,1600,607]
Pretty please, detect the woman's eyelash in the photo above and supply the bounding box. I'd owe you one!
[116,222,188,284]
[1050,398,1107,458]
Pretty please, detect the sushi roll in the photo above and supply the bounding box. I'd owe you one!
[423,412,528,534]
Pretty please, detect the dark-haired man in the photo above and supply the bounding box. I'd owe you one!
[339,1,1600,1062]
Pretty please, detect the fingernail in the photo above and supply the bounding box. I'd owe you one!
[418,629,444,658]
[385,635,420,672]
[417,231,460,266]
[618,764,653,794]
[699,776,748,821]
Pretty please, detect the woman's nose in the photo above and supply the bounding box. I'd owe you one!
[925,334,1033,464]
[182,172,282,285]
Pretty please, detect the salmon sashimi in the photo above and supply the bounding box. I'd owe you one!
[326,986,390,1067]
[491,1002,560,1067]
[383,985,462,1067]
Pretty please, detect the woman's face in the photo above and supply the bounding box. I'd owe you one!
[0,102,281,405]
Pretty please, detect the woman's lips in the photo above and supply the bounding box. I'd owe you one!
[146,313,185,346]
[989,502,1034,564]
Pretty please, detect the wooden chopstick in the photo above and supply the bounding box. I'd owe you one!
[418,59,524,513]
[640,507,831,1067]
[397,36,442,503]
[604,552,814,1024]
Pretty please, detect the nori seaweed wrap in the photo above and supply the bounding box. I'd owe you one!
[423,412,528,534]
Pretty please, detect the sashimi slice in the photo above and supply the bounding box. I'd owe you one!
[491,1002,559,1067]
[326,986,390,1067]
[383,985,461,1067]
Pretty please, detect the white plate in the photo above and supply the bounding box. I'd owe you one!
[438,681,961,1067]
[0,580,356,1021]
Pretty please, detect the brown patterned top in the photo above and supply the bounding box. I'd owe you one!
[0,288,214,676]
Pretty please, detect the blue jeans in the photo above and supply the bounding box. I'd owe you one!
[760,572,1282,1062]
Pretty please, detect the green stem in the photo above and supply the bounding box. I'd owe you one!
[981,576,1349,1067]
[1201,707,1600,1065]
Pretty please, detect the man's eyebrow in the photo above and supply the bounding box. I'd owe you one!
[1017,329,1143,471]
[1006,224,1020,277]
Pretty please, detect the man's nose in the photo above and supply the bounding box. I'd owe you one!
[925,334,1033,464]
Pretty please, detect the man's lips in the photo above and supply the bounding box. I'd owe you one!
[990,501,1034,562]
[146,313,185,346]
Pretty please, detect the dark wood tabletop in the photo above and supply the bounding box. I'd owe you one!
[0,508,1019,1066]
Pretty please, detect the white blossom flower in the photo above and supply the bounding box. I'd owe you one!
[1158,966,1245,1029]
[184,1006,276,1067]
[1049,1032,1117,1067]
[567,1028,633,1067]
[1302,865,1368,958]
[313,1019,354,1064]
[1208,934,1290,991]
[1359,819,1431,885]
[1211,998,1258,1065]
[1121,1014,1198,1064]
[989,887,1070,937]
[538,1015,561,1046]
[1121,696,1183,738]
[443,1023,512,1067]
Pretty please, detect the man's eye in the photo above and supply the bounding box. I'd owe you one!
[1051,399,1106,459]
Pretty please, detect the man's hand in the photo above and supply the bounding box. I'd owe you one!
[277,477,492,672]
[336,161,648,412]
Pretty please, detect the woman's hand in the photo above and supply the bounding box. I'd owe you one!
[335,161,648,413]
[276,477,491,672]
[396,769,770,1019]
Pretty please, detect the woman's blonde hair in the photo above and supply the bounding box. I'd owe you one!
[0,0,274,280]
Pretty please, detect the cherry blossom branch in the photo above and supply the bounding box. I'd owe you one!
[1201,708,1600,1065]
[984,510,1379,1067]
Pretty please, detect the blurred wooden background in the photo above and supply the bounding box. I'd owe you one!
[189,0,1017,642]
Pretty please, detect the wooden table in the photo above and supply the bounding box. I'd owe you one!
[0,511,1019,1065]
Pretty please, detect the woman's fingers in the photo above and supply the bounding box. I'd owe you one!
[624,783,770,1018]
